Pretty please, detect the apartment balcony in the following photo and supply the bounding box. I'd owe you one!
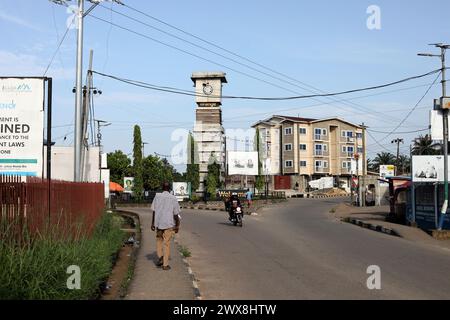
[341,152,354,158]
[315,167,330,174]
[340,136,356,143]
[314,134,329,141]
[341,168,352,175]
[314,150,329,157]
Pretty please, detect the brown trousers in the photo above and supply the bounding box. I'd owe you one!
[156,228,175,267]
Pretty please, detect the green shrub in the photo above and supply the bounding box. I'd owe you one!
[0,212,125,300]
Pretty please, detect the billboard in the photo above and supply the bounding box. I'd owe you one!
[0,78,45,177]
[173,182,189,201]
[379,165,395,185]
[123,177,134,193]
[412,155,444,182]
[227,151,258,175]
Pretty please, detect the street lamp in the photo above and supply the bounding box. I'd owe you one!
[418,43,449,230]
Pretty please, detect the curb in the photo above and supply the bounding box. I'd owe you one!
[289,193,351,199]
[174,238,203,300]
[180,206,226,212]
[342,217,399,237]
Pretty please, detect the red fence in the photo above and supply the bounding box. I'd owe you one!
[0,176,104,240]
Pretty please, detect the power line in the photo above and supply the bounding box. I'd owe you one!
[43,14,75,76]
[119,2,397,122]
[92,69,442,101]
[375,72,441,142]
[87,12,439,123]
[367,127,429,134]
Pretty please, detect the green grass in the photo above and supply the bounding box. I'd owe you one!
[0,212,125,300]
[179,245,191,258]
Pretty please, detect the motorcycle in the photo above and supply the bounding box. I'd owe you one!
[230,201,243,227]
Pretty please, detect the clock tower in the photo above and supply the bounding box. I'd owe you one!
[191,72,227,193]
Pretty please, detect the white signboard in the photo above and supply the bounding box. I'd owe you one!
[412,155,445,182]
[124,177,134,193]
[0,78,45,177]
[379,164,396,185]
[227,151,259,175]
[430,110,444,141]
[350,158,364,175]
[309,177,334,190]
[173,182,189,201]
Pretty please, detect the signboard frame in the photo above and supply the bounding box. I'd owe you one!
[0,77,51,179]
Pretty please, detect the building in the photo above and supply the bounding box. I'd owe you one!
[252,115,366,192]
[191,72,227,192]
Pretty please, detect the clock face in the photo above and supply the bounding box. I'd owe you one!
[203,83,214,95]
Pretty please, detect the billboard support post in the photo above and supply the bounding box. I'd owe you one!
[46,78,52,221]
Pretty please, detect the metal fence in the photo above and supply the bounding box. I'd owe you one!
[0,176,104,240]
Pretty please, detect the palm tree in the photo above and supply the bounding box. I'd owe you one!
[412,134,441,155]
[397,154,411,175]
[372,152,396,172]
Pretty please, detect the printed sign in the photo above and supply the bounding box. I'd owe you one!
[173,182,189,201]
[123,177,134,193]
[379,165,396,185]
[227,151,259,175]
[0,78,45,177]
[412,156,444,182]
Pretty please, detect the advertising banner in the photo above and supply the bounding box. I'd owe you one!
[173,182,189,201]
[379,165,395,185]
[412,155,444,182]
[0,78,45,177]
[123,177,134,193]
[227,151,259,175]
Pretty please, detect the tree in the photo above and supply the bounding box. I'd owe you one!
[132,125,144,198]
[397,154,411,175]
[205,152,220,199]
[412,134,441,155]
[186,132,200,192]
[107,150,132,184]
[254,128,265,191]
[143,155,163,191]
[372,152,396,172]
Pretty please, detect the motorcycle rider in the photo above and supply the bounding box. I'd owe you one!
[226,192,242,221]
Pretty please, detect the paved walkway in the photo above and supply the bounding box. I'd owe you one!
[118,207,195,300]
[332,203,450,250]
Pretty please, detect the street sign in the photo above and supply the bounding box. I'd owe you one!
[441,97,450,109]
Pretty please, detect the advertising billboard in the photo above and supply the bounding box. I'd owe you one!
[0,78,45,177]
[173,182,189,201]
[379,165,395,185]
[123,177,134,193]
[227,151,259,176]
[412,155,444,183]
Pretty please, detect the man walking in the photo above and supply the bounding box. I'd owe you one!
[151,182,181,271]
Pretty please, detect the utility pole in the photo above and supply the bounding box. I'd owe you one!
[418,43,449,230]
[74,0,84,182]
[95,119,111,182]
[361,123,367,207]
[391,138,404,175]
[355,153,360,206]
[142,142,148,158]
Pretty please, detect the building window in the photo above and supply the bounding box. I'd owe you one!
[342,161,351,168]
[300,144,307,151]
[357,147,363,154]
[285,160,293,168]
[356,132,362,139]
[300,161,307,167]
[323,161,328,168]
[284,127,292,135]
[299,127,307,135]
[284,143,292,151]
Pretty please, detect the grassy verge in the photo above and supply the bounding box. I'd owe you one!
[179,245,192,258]
[0,212,125,300]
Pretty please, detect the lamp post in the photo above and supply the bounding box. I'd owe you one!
[418,43,449,230]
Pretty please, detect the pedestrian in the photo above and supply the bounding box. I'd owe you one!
[151,182,181,271]
[245,188,253,208]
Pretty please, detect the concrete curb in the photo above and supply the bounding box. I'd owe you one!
[174,238,203,300]
[289,193,351,199]
[342,217,399,237]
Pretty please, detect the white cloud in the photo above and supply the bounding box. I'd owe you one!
[0,50,74,80]
[0,10,44,32]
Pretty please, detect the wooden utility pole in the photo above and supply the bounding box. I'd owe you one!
[391,138,404,175]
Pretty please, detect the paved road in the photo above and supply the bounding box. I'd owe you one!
[177,198,450,299]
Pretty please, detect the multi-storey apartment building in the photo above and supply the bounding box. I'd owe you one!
[252,115,366,192]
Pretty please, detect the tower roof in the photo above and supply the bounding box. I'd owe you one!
[191,72,227,84]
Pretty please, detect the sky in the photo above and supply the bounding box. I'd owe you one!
[1,0,450,171]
